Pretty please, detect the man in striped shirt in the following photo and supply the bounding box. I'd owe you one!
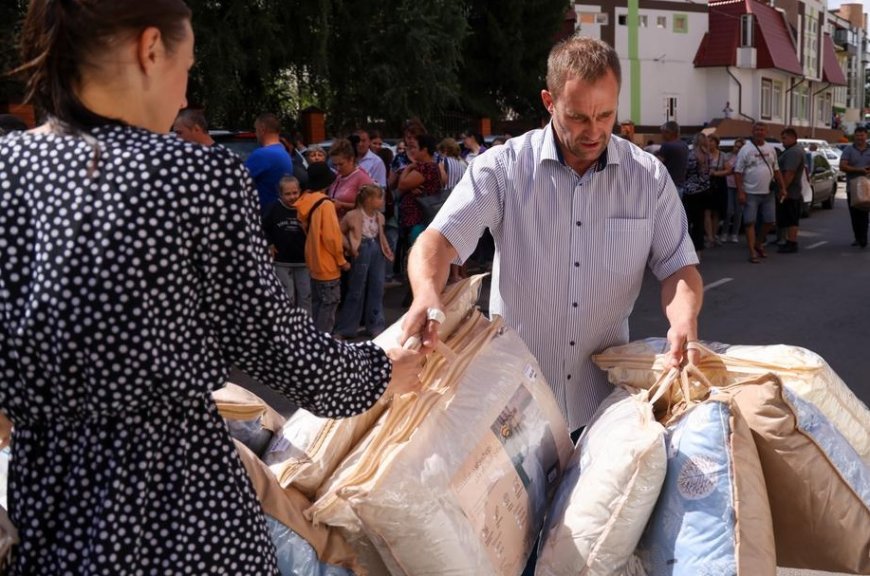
[401,36,703,434]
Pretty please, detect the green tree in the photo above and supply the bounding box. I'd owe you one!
[458,0,567,121]
[185,0,299,128]
[317,0,469,133]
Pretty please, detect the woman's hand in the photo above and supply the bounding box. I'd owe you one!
[384,346,425,395]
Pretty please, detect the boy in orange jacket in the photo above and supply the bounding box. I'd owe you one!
[294,162,349,333]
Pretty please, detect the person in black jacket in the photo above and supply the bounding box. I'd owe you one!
[263,175,311,313]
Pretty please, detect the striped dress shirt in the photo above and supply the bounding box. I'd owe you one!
[431,125,698,430]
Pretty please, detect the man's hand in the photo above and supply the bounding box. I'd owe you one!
[660,266,703,369]
[737,189,747,205]
[665,323,701,369]
[340,261,351,272]
[401,297,445,353]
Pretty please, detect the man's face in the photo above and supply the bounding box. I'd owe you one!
[780,132,797,148]
[356,131,370,156]
[855,131,868,148]
[370,136,383,153]
[752,123,767,143]
[173,120,196,143]
[541,70,619,172]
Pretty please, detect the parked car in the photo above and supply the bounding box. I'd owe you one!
[798,138,844,181]
[210,130,258,160]
[803,151,837,215]
[717,137,783,154]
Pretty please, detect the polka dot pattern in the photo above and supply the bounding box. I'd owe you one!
[0,125,391,574]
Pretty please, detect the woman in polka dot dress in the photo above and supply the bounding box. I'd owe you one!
[0,1,421,574]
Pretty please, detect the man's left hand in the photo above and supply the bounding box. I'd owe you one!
[665,323,701,369]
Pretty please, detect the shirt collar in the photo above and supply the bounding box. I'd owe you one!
[542,122,616,173]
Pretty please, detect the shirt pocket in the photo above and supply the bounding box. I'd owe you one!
[603,218,652,274]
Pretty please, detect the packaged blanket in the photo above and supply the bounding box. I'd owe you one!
[263,275,484,497]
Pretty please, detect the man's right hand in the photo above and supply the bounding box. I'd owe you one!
[737,190,747,205]
[401,296,445,353]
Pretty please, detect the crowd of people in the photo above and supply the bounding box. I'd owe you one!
[170,108,489,340]
[655,119,870,262]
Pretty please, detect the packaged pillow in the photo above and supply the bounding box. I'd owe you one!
[536,386,667,576]
[593,338,870,465]
[723,375,870,573]
[636,396,776,576]
[263,274,485,496]
[213,382,286,456]
[337,319,574,575]
[232,440,361,574]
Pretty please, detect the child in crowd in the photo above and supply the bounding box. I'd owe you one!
[262,176,311,313]
[294,162,349,333]
[335,185,394,339]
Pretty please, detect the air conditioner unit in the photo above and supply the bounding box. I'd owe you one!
[737,47,757,68]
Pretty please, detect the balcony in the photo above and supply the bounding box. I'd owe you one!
[833,28,853,48]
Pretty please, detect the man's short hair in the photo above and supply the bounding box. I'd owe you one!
[546,36,621,99]
[255,113,281,134]
[854,126,868,134]
[660,121,680,136]
[753,121,767,129]
[176,109,208,131]
[781,127,798,139]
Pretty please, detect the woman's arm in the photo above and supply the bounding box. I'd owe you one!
[398,166,425,194]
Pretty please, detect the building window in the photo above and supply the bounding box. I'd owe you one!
[657,16,667,28]
[761,78,772,119]
[618,14,627,26]
[804,10,819,78]
[596,13,609,25]
[639,15,648,27]
[772,81,783,118]
[740,14,755,47]
[792,84,809,121]
[673,14,688,34]
[580,11,608,25]
[664,97,678,121]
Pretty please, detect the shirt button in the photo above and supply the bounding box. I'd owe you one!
[576,221,582,226]
[570,341,576,346]
[574,262,580,267]
[567,374,572,380]
[572,302,578,308]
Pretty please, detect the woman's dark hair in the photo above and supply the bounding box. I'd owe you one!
[416,133,438,156]
[14,0,192,131]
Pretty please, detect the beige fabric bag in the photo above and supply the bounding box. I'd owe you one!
[635,367,777,576]
[264,274,485,497]
[720,375,870,573]
[233,439,361,573]
[213,382,286,456]
[309,316,573,575]
[593,338,870,465]
[849,176,870,211]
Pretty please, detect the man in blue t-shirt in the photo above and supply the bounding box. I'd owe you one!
[245,113,295,212]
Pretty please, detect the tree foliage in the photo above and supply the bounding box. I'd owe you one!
[458,0,568,120]
[0,0,566,132]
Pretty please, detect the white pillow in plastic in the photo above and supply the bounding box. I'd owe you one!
[593,338,870,465]
[536,386,666,576]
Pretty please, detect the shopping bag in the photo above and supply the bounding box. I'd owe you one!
[849,176,870,210]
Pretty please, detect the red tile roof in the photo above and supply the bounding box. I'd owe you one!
[822,33,848,85]
[695,0,802,75]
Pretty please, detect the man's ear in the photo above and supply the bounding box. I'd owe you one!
[541,89,554,115]
[136,27,163,75]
